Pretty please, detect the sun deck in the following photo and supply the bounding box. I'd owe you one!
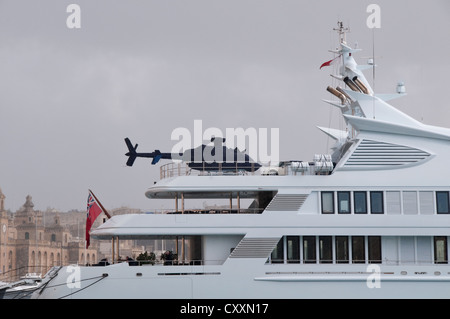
[159,154,335,180]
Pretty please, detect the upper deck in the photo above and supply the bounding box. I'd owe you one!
[159,153,335,180]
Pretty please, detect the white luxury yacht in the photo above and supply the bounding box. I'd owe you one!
[33,22,450,299]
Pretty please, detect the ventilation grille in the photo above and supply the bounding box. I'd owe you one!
[344,140,431,168]
[265,194,309,212]
[229,238,280,258]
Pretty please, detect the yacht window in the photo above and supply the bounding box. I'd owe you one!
[337,192,351,214]
[287,236,300,264]
[270,239,284,264]
[352,236,365,263]
[434,236,448,264]
[335,236,349,263]
[436,192,450,214]
[370,191,384,214]
[368,236,382,263]
[354,191,367,214]
[321,192,334,214]
[303,236,316,263]
[319,236,332,264]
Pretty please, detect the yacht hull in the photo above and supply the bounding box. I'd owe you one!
[32,261,450,299]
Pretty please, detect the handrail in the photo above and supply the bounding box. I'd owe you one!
[159,162,262,180]
[158,208,264,215]
[86,259,226,267]
[265,258,449,265]
[160,162,192,179]
[159,160,335,180]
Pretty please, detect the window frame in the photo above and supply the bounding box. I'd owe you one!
[286,236,300,264]
[354,191,368,214]
[319,236,333,264]
[352,236,366,264]
[337,191,351,214]
[370,191,384,214]
[270,238,284,264]
[335,236,349,264]
[303,236,316,264]
[368,236,382,264]
[436,191,450,214]
[321,191,335,214]
[434,236,448,264]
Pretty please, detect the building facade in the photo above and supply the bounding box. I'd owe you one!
[0,189,99,281]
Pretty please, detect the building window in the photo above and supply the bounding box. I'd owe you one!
[434,236,448,264]
[319,236,332,264]
[25,232,29,240]
[51,234,56,242]
[368,236,382,263]
[352,236,365,263]
[436,192,450,214]
[303,236,316,263]
[354,191,367,214]
[287,236,300,264]
[370,191,384,214]
[336,236,349,263]
[321,192,334,214]
[337,192,351,214]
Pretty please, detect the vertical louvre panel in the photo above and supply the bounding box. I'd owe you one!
[403,191,418,215]
[386,191,401,215]
[419,191,434,215]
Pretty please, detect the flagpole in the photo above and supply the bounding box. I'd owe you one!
[88,189,112,219]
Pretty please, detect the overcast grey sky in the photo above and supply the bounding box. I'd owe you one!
[1,0,449,212]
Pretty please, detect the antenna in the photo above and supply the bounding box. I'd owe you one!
[333,21,350,45]
[372,27,376,118]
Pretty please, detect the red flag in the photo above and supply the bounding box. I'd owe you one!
[85,191,103,248]
[319,55,341,69]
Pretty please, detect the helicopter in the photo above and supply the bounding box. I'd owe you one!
[124,137,261,172]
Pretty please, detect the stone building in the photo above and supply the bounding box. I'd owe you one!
[0,189,99,281]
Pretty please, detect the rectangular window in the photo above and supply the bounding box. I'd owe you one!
[368,236,382,263]
[287,236,300,264]
[337,192,351,214]
[303,236,316,264]
[321,192,334,214]
[336,236,349,263]
[436,192,450,214]
[354,191,367,214]
[370,191,384,214]
[434,236,448,264]
[352,236,365,263]
[319,236,332,264]
[270,238,284,263]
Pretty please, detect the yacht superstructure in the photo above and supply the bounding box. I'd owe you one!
[33,22,450,299]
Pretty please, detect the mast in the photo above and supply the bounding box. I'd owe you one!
[333,21,350,45]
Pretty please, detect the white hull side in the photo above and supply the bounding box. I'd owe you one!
[33,261,450,299]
